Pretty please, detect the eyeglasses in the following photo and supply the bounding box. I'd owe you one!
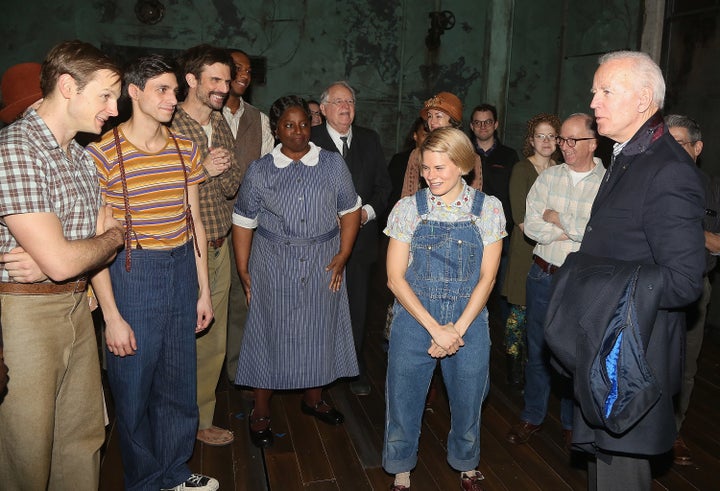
[556,136,595,147]
[534,133,556,141]
[674,140,697,147]
[326,99,355,106]
[310,110,321,117]
[471,119,495,127]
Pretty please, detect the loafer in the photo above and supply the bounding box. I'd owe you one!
[673,435,693,466]
[460,471,485,490]
[506,421,541,444]
[248,411,273,448]
[301,399,344,425]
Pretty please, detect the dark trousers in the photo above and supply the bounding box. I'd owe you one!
[346,259,372,370]
[587,451,651,491]
[522,262,573,429]
[107,242,198,490]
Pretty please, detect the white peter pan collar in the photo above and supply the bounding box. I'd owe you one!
[272,141,320,168]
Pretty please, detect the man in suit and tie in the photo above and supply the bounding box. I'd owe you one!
[568,50,705,490]
[311,81,391,395]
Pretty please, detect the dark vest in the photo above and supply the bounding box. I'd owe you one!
[232,102,263,177]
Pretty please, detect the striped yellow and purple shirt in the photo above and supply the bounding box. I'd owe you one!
[87,126,206,250]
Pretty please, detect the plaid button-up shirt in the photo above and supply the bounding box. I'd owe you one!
[0,110,101,282]
[171,106,241,241]
[523,159,605,267]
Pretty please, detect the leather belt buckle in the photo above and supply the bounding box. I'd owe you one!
[0,276,88,295]
[533,255,558,275]
[208,236,226,249]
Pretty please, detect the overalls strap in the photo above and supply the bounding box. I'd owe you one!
[470,190,485,217]
[415,188,430,216]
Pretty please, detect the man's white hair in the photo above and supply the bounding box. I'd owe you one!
[599,51,666,109]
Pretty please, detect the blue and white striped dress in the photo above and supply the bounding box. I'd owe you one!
[232,143,361,389]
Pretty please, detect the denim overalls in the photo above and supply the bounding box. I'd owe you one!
[383,189,491,474]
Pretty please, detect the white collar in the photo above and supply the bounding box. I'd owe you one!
[272,141,320,168]
[326,123,352,142]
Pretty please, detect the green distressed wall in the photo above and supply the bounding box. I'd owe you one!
[1,0,643,157]
[505,0,642,151]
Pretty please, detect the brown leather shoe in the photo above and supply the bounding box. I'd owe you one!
[506,421,541,444]
[460,471,485,490]
[673,435,693,466]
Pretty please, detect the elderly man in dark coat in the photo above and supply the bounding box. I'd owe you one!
[311,81,391,396]
[552,51,705,490]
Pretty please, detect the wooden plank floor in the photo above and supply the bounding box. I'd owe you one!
[100,245,720,490]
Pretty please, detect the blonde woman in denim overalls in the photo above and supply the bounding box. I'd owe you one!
[383,128,505,491]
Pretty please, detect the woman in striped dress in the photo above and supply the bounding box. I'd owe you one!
[231,96,361,448]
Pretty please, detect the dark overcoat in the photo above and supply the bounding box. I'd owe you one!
[558,112,705,455]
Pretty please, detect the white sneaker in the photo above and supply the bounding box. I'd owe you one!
[163,473,220,491]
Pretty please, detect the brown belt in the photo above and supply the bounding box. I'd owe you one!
[532,255,559,275]
[0,278,88,295]
[208,236,226,249]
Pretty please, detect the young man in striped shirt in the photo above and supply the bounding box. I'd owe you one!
[87,54,217,491]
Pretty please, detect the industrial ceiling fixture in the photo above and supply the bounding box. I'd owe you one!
[425,10,456,51]
[135,0,165,25]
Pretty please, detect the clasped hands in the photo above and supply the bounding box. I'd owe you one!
[202,147,232,177]
[428,323,464,359]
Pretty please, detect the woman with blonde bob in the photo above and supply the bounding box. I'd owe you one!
[383,127,506,490]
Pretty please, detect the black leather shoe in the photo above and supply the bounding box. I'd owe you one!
[248,412,273,448]
[301,399,344,425]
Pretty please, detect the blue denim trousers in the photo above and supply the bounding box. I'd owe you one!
[384,307,490,473]
[383,190,490,474]
[522,262,573,429]
[106,241,198,490]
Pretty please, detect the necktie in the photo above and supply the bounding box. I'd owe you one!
[340,136,349,158]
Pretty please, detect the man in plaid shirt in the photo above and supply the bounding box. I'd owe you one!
[0,40,124,489]
[505,113,604,449]
[171,44,239,447]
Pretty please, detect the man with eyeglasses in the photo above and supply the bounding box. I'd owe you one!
[222,48,274,391]
[506,113,604,449]
[311,81,391,395]
[469,104,519,324]
[665,114,717,467]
